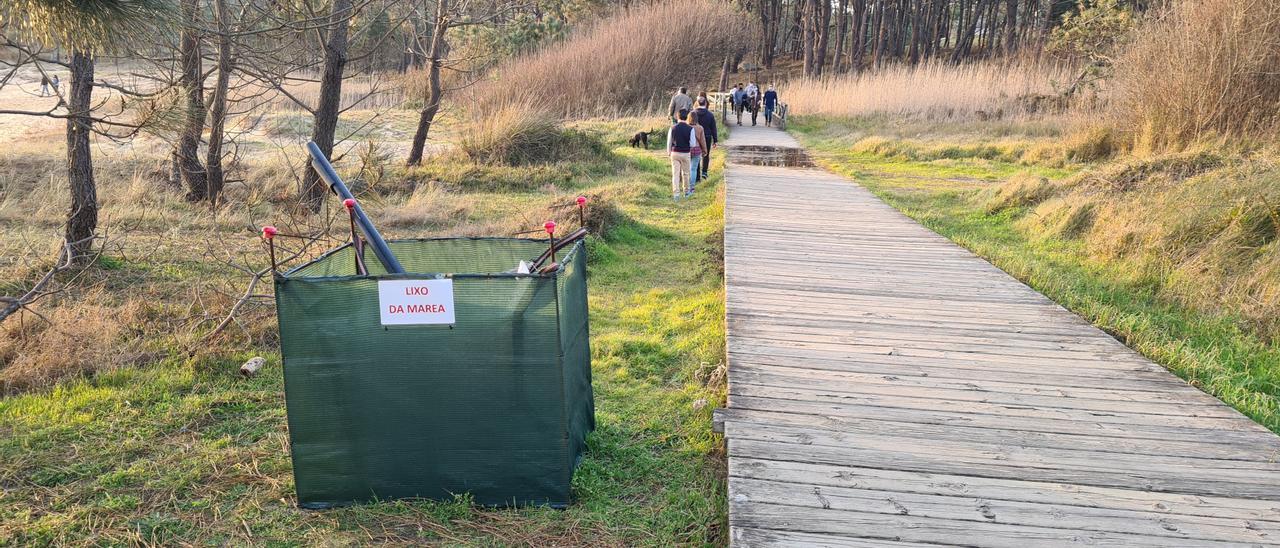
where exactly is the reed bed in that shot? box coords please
[468,0,757,117]
[781,61,1077,120]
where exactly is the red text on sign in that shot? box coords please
[387,304,448,314]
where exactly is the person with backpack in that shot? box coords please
[693,97,718,181]
[668,86,693,124]
[667,108,696,200]
[686,109,708,196]
[763,85,779,127]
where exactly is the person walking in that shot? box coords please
[763,85,779,127]
[50,75,60,95]
[731,83,747,126]
[667,108,696,200]
[39,74,49,97]
[668,86,693,124]
[686,109,708,196]
[745,82,760,126]
[693,97,718,181]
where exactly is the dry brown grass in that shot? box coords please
[1112,0,1280,150]
[782,61,1077,121]
[380,183,475,229]
[468,0,756,117]
[0,294,152,393]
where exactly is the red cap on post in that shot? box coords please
[576,196,587,206]
[544,221,557,235]
[262,226,278,239]
[343,198,357,210]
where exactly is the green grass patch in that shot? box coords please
[0,124,727,545]
[790,115,1280,433]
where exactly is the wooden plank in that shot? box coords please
[727,295,1100,330]
[726,394,1279,446]
[723,421,1280,487]
[726,433,1280,500]
[729,338,1164,372]
[732,528,938,547]
[727,351,1198,392]
[730,502,1256,547]
[727,310,1124,343]
[717,408,1276,464]
[733,477,1280,542]
[729,340,1179,378]
[732,363,1236,408]
[726,347,1194,388]
[732,369,1238,416]
[729,287,1092,322]
[729,457,1280,523]
[730,384,1258,431]
[729,321,1141,355]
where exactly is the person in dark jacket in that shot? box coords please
[667,108,696,200]
[693,97,718,181]
[731,83,747,126]
[763,85,779,127]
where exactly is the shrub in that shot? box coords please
[1111,0,1280,149]
[458,102,607,166]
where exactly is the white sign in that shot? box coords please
[378,279,456,325]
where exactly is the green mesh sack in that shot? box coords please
[275,237,594,508]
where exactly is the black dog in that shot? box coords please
[629,131,650,149]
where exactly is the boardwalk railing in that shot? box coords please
[774,102,789,130]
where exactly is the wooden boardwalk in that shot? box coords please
[716,122,1280,546]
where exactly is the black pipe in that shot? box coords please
[306,141,405,274]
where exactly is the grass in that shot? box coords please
[0,118,729,545]
[789,115,1280,433]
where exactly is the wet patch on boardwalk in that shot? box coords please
[725,145,814,167]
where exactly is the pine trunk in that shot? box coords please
[407,0,450,166]
[850,0,867,71]
[833,0,849,72]
[801,0,814,74]
[205,0,233,206]
[815,0,831,75]
[179,0,209,202]
[65,51,97,260]
[303,0,354,211]
[1003,0,1018,54]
